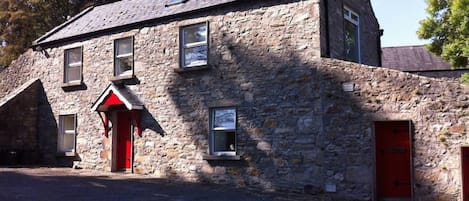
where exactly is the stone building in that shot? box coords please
[3,0,469,200]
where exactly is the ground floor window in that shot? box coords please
[210,108,236,156]
[58,114,77,154]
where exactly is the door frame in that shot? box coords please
[373,120,413,201]
[111,111,134,173]
[461,146,469,201]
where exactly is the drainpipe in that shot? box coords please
[378,29,383,66]
[324,0,330,57]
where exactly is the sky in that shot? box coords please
[371,0,430,47]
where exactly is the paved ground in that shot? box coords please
[0,167,327,201]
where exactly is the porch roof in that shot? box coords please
[91,84,144,112]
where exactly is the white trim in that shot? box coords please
[343,6,361,64]
[90,84,144,111]
[184,41,207,48]
[68,62,82,67]
[116,53,133,58]
[344,7,359,25]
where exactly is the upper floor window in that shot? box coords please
[64,47,82,83]
[114,37,134,77]
[210,108,237,156]
[58,114,77,155]
[343,7,360,63]
[180,22,208,68]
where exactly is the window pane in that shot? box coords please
[116,38,132,56]
[213,109,236,129]
[64,116,75,131]
[183,24,207,45]
[344,20,359,62]
[351,13,359,22]
[63,133,75,151]
[213,131,236,152]
[344,9,350,17]
[115,56,133,76]
[184,45,207,66]
[66,66,81,82]
[67,48,81,64]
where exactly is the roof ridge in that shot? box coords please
[32,6,95,47]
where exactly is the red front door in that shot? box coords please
[116,111,132,170]
[462,147,469,200]
[375,121,412,200]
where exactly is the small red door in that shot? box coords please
[375,121,411,200]
[116,111,132,170]
[462,147,469,200]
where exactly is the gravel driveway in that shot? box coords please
[0,167,325,201]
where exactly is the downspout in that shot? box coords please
[324,0,330,57]
[378,29,383,66]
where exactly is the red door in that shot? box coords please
[116,111,132,170]
[462,147,469,201]
[375,121,411,200]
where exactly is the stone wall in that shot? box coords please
[0,79,41,165]
[0,0,469,200]
[320,0,381,66]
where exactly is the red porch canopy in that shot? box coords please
[91,84,144,137]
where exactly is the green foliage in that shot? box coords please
[0,0,119,68]
[0,0,72,67]
[418,0,469,68]
[461,73,469,85]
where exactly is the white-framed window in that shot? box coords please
[58,114,77,154]
[210,108,237,156]
[180,22,208,68]
[114,37,134,77]
[343,6,361,63]
[64,47,82,83]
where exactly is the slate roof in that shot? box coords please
[33,0,237,47]
[381,45,452,72]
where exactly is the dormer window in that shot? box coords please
[114,37,134,77]
[64,47,83,83]
[343,7,360,63]
[180,22,208,68]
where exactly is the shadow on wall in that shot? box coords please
[0,79,42,166]
[163,30,377,200]
[141,107,166,137]
[37,81,80,167]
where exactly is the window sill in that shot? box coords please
[56,152,76,157]
[61,81,83,88]
[61,82,86,91]
[203,155,241,161]
[174,65,210,73]
[110,74,135,82]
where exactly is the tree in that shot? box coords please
[417,0,469,68]
[0,0,71,67]
[0,0,118,68]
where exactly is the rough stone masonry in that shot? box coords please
[0,0,468,200]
